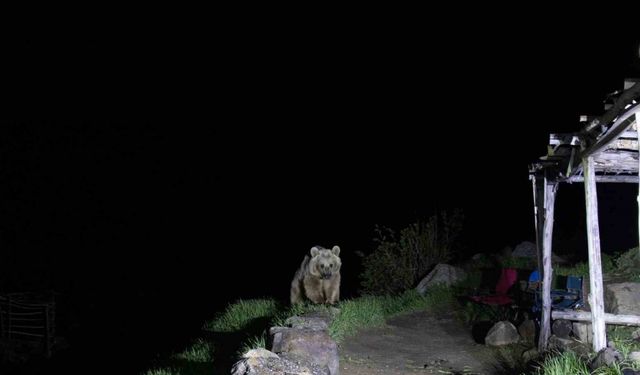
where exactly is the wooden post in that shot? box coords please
[539,179,557,352]
[584,156,607,351]
[637,112,640,258]
[531,175,544,273]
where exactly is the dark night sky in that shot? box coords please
[2,18,640,373]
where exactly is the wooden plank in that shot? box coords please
[581,106,640,160]
[594,151,639,172]
[584,156,607,351]
[539,180,557,352]
[552,310,640,326]
[568,175,639,184]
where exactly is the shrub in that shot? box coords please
[360,210,463,295]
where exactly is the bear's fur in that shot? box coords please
[290,245,341,305]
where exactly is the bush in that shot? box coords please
[360,210,463,295]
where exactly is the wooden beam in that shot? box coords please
[581,106,640,160]
[568,175,639,184]
[584,83,640,134]
[584,156,607,351]
[539,180,557,352]
[552,310,640,326]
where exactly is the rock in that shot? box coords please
[629,351,640,363]
[522,348,539,363]
[591,347,623,369]
[270,317,339,375]
[605,282,640,315]
[552,319,572,339]
[416,264,467,295]
[232,354,326,375]
[511,241,566,263]
[548,334,574,351]
[632,328,640,341]
[244,348,279,359]
[512,241,536,258]
[518,318,536,344]
[573,322,592,344]
[485,321,520,346]
[284,315,329,331]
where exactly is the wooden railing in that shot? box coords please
[0,292,55,357]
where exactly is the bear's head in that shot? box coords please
[309,245,341,280]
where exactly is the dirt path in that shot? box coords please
[339,311,498,375]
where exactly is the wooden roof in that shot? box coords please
[530,81,640,183]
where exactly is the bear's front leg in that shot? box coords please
[303,278,325,304]
[326,276,340,305]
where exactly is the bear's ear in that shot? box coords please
[310,246,320,257]
[331,246,340,256]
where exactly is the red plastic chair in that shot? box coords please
[470,268,518,306]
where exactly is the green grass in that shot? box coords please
[143,291,453,373]
[141,338,215,375]
[531,350,590,375]
[270,301,330,327]
[203,298,279,332]
[142,368,179,375]
[330,287,454,342]
[329,296,387,342]
[174,338,214,363]
[555,262,590,277]
[607,326,640,366]
[526,349,640,375]
[555,252,618,277]
[239,333,267,354]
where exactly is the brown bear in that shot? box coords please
[290,245,341,305]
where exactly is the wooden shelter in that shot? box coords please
[530,78,640,352]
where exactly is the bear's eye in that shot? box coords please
[330,264,333,268]
[320,264,325,268]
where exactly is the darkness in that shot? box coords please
[2,16,640,374]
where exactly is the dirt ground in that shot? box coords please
[339,311,500,375]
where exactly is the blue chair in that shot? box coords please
[529,270,584,313]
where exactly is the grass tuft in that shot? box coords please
[203,299,279,332]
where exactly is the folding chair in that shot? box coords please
[529,270,584,314]
[469,268,519,321]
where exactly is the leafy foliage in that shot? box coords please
[360,210,463,295]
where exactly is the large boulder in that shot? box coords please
[485,321,520,346]
[270,313,339,375]
[511,241,566,263]
[605,282,640,314]
[518,318,536,344]
[416,264,466,295]
[552,319,572,339]
[232,348,329,375]
[573,321,592,344]
[512,241,537,258]
[591,347,623,369]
